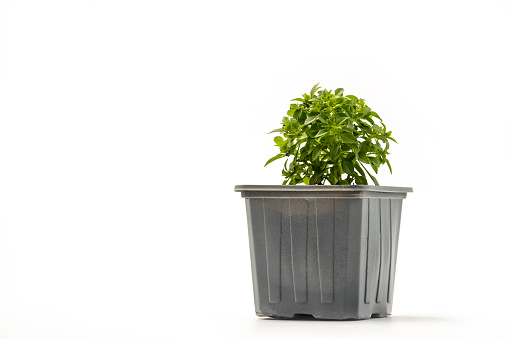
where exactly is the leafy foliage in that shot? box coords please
[265,83,397,185]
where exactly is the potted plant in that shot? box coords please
[235,84,412,320]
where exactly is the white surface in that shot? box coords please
[0,0,507,338]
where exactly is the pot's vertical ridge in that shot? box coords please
[306,198,319,305]
[365,198,381,304]
[289,199,308,303]
[280,198,292,305]
[387,198,403,305]
[344,198,366,318]
[316,199,334,304]
[377,199,391,303]
[262,199,282,303]
[245,198,265,314]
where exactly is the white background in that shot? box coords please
[1,0,507,338]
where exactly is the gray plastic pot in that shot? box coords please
[235,185,412,320]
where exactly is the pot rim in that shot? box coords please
[235,185,413,193]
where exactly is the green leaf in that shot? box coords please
[387,136,398,143]
[312,147,321,161]
[342,159,354,176]
[354,162,366,176]
[310,83,321,97]
[303,115,319,126]
[362,107,371,114]
[369,156,381,166]
[299,143,311,157]
[330,145,340,161]
[339,133,357,145]
[303,177,310,185]
[370,163,379,174]
[358,152,370,164]
[293,108,303,120]
[337,116,349,125]
[354,174,368,185]
[315,130,328,138]
[297,132,307,141]
[334,88,344,96]
[317,115,327,123]
[360,163,380,186]
[363,116,375,125]
[291,98,305,102]
[369,174,379,186]
[386,158,393,174]
[383,140,390,151]
[371,111,382,120]
[274,136,284,146]
[268,127,284,134]
[328,173,338,185]
[264,154,285,167]
[345,95,358,101]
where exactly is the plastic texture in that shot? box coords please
[235,185,412,320]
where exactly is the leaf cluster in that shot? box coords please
[265,83,396,185]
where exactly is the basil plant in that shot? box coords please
[265,84,396,185]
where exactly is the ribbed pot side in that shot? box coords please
[235,185,412,320]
